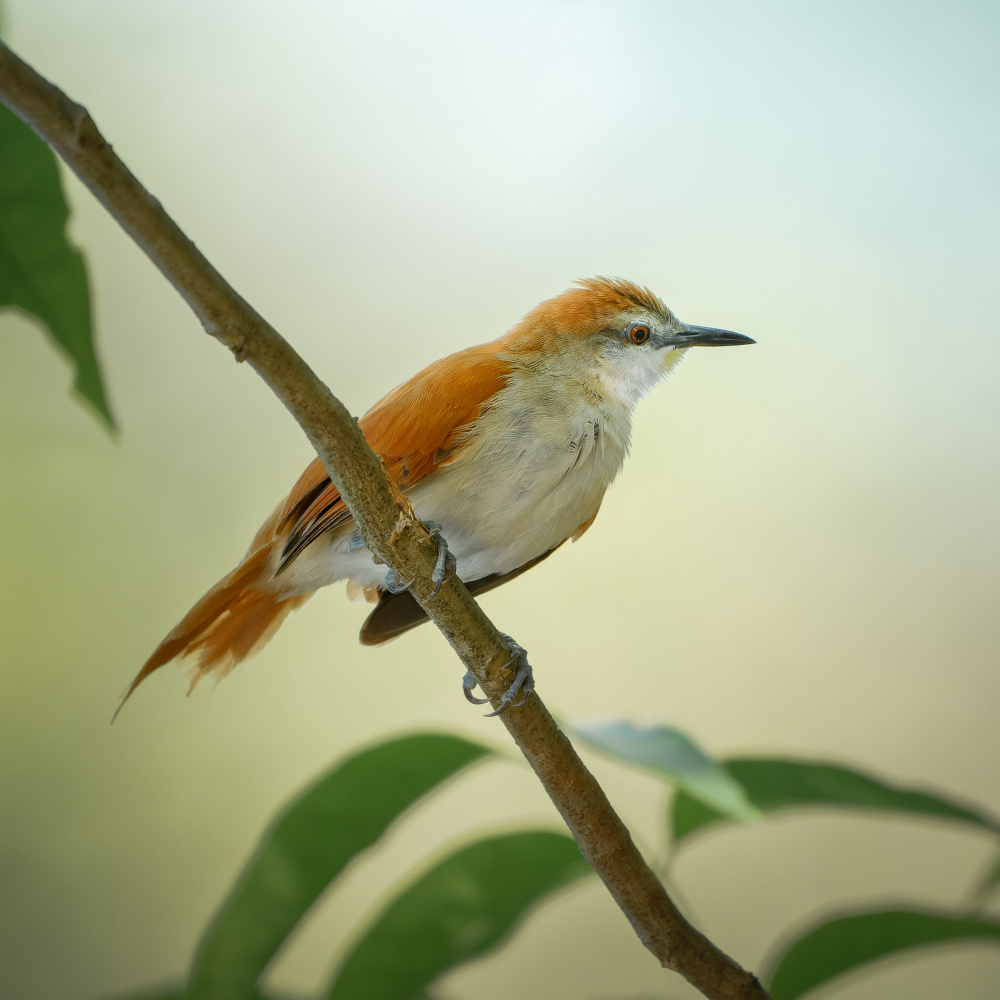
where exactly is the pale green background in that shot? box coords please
[2,2,999,998]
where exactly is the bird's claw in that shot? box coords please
[383,568,414,594]
[461,634,535,716]
[423,521,457,599]
[462,670,490,705]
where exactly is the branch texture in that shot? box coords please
[0,41,770,1000]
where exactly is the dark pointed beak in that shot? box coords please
[676,324,755,347]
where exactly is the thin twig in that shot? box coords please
[0,41,771,1000]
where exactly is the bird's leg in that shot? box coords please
[463,634,535,716]
[422,521,457,599]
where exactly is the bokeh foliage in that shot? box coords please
[100,724,1000,1000]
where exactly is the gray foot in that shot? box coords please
[462,634,535,716]
[463,670,490,705]
[384,522,456,598]
[423,521,457,598]
[383,568,413,594]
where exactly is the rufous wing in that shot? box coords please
[360,342,511,486]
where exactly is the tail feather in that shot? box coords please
[115,545,309,719]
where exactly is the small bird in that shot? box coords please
[121,277,752,713]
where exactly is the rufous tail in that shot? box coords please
[114,544,310,720]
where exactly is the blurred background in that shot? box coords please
[1,1,998,997]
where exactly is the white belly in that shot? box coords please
[410,408,623,579]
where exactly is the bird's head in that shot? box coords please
[502,276,754,410]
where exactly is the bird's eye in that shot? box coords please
[628,325,650,345]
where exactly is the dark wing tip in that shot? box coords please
[358,545,565,646]
[359,589,429,645]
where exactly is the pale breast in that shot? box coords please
[406,373,632,580]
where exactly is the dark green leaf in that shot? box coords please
[0,103,114,428]
[325,832,591,1000]
[671,758,999,846]
[767,908,1000,1000]
[969,849,1000,909]
[186,733,493,1000]
[101,986,186,1000]
[573,721,759,822]
[104,989,280,1000]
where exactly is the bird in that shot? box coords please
[119,277,753,715]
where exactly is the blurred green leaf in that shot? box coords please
[0,103,114,428]
[104,980,299,1000]
[185,733,493,1000]
[767,908,1000,1000]
[105,990,271,1000]
[573,720,759,823]
[103,987,186,1000]
[325,832,591,1000]
[106,989,280,1000]
[969,849,1000,910]
[671,758,1000,846]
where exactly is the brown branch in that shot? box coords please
[0,41,771,1000]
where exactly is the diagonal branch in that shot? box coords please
[0,41,771,1000]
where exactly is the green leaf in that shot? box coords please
[103,987,186,1000]
[0,103,114,428]
[325,832,591,1000]
[671,758,1000,847]
[572,721,760,823]
[767,908,1000,1000]
[185,733,493,1000]
[106,989,279,1000]
[104,984,294,1000]
[969,849,1000,910]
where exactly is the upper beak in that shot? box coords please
[676,324,755,347]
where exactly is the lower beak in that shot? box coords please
[677,324,755,347]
